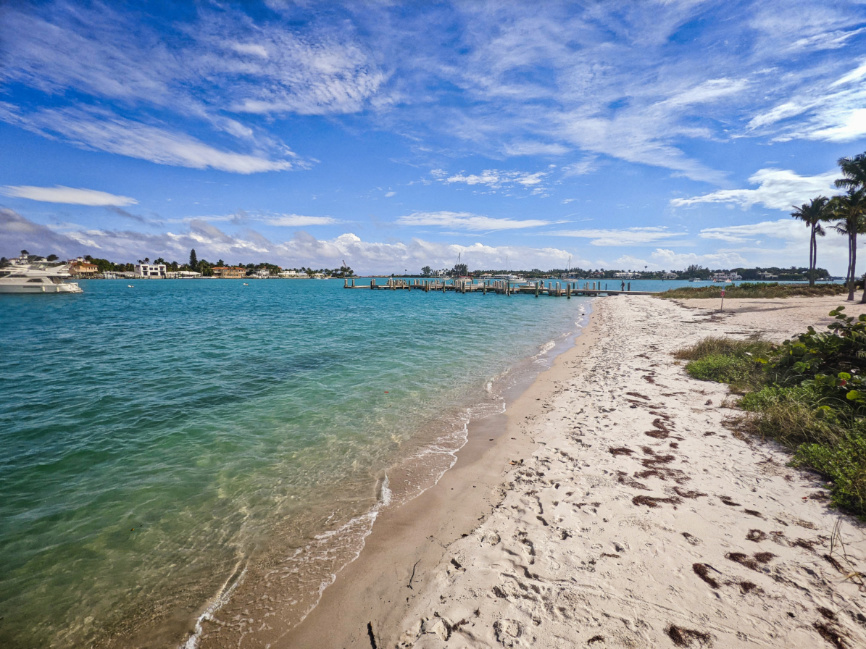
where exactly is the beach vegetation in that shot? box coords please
[675,337,775,392]
[660,282,845,300]
[679,307,866,516]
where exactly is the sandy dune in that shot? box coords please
[283,295,866,648]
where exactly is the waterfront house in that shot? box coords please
[134,262,167,278]
[69,259,99,277]
[212,266,247,278]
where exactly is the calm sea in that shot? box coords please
[0,278,604,649]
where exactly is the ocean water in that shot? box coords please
[0,278,596,649]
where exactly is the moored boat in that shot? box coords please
[0,255,83,294]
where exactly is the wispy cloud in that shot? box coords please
[746,58,866,143]
[0,105,296,173]
[0,1,382,172]
[1,185,137,206]
[671,168,838,211]
[262,214,340,227]
[397,211,552,231]
[554,226,687,247]
[431,168,551,193]
[2,0,864,182]
[698,219,810,244]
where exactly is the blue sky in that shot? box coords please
[1,0,865,274]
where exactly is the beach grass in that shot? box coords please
[660,282,847,300]
[674,337,776,392]
[678,308,866,516]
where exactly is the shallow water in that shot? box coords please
[0,279,594,648]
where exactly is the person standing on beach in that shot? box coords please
[621,280,625,291]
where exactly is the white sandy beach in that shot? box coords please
[282,294,866,649]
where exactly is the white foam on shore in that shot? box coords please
[181,561,247,649]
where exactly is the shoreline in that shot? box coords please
[281,294,866,648]
[272,302,599,648]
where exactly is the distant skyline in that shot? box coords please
[1,0,865,274]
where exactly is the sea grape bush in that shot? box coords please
[773,307,866,411]
[681,307,866,516]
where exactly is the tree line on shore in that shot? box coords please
[418,264,829,281]
[791,151,866,302]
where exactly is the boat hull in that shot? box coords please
[0,282,83,294]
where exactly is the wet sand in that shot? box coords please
[279,295,866,648]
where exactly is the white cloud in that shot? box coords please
[397,211,552,231]
[435,169,550,192]
[561,157,598,177]
[699,218,811,244]
[650,248,749,269]
[747,59,866,143]
[0,209,580,274]
[503,141,570,156]
[230,42,269,59]
[1,185,137,206]
[554,226,687,247]
[0,106,296,174]
[662,78,750,108]
[671,168,838,211]
[2,0,863,184]
[831,59,866,88]
[807,108,866,142]
[263,214,340,227]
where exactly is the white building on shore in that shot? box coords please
[134,263,167,278]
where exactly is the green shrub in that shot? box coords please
[676,310,866,517]
[794,429,866,513]
[685,355,761,392]
[679,337,775,391]
[674,336,774,361]
[739,384,836,412]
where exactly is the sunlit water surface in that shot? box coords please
[1,279,600,648]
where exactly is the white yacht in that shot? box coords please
[0,255,83,294]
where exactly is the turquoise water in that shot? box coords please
[0,279,594,649]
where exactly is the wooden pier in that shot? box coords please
[343,277,653,297]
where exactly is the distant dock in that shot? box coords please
[343,277,653,297]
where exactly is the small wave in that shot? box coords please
[181,561,247,649]
[379,474,392,507]
[531,339,556,360]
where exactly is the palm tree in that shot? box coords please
[836,152,866,192]
[791,196,831,286]
[829,189,866,301]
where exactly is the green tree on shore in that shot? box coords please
[834,152,866,302]
[829,189,866,301]
[790,196,831,286]
[189,248,198,270]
